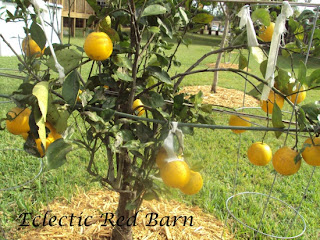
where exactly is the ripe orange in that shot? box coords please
[301,137,320,166]
[288,85,306,104]
[247,142,272,166]
[34,123,61,157]
[180,171,203,195]
[229,115,251,134]
[160,160,190,188]
[272,146,301,176]
[22,36,44,57]
[35,137,55,157]
[156,147,168,168]
[84,32,113,61]
[260,90,284,114]
[21,132,29,140]
[132,99,145,116]
[258,22,275,42]
[6,107,31,135]
[45,122,62,140]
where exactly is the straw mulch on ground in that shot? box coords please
[12,188,233,240]
[180,85,259,108]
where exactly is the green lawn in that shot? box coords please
[1,32,320,239]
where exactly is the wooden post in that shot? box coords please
[72,18,76,37]
[83,19,86,37]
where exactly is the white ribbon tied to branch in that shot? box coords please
[30,0,65,82]
[237,5,259,47]
[261,1,293,100]
[163,122,184,163]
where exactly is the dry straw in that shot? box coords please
[10,187,233,240]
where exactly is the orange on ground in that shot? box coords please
[228,115,251,134]
[84,32,113,61]
[302,137,320,166]
[272,146,301,176]
[247,142,272,166]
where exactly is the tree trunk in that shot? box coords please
[111,192,135,240]
[211,17,230,93]
[111,151,135,240]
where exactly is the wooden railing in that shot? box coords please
[49,0,94,19]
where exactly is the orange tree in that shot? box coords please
[1,0,320,239]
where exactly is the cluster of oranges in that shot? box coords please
[6,107,62,157]
[155,148,203,195]
[228,113,320,175]
[248,138,320,176]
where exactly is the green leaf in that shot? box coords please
[260,60,267,78]
[141,4,167,17]
[62,70,80,108]
[30,21,46,49]
[307,69,320,87]
[239,53,248,70]
[112,54,132,70]
[272,103,285,138]
[45,139,72,170]
[43,44,71,56]
[198,114,215,125]
[148,26,160,34]
[46,49,82,75]
[83,111,105,124]
[122,140,141,151]
[297,108,308,130]
[86,0,100,12]
[298,60,307,85]
[32,81,49,123]
[116,71,133,82]
[192,13,214,24]
[276,69,290,94]
[157,18,172,39]
[301,103,320,121]
[143,190,160,201]
[250,47,264,64]
[146,66,172,85]
[200,104,212,113]
[135,123,153,143]
[252,8,271,26]
[294,153,302,164]
[47,94,69,133]
[100,109,115,121]
[140,91,165,109]
[33,82,49,148]
[178,7,189,24]
[248,83,264,98]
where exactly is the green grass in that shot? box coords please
[1,33,320,239]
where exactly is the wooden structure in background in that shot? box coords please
[49,0,95,38]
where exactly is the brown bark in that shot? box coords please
[111,192,134,240]
[211,4,230,93]
[111,151,135,240]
